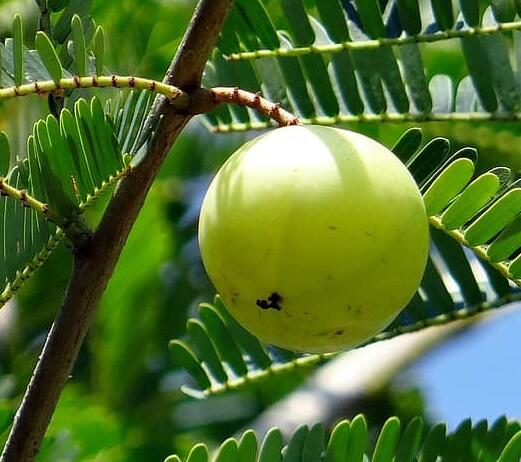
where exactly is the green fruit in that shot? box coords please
[198,126,429,353]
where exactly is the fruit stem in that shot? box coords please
[210,87,300,126]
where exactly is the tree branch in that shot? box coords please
[189,87,300,126]
[0,1,234,460]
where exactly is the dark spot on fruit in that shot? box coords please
[303,311,310,316]
[327,225,338,230]
[355,308,362,316]
[256,292,283,311]
[335,329,344,336]
[365,231,372,236]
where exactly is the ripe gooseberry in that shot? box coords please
[198,125,429,353]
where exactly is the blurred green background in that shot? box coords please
[0,1,519,461]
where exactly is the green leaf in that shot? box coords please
[431,228,484,306]
[213,295,272,369]
[377,48,410,113]
[238,431,257,462]
[198,304,248,377]
[497,432,521,462]
[464,189,521,246]
[441,171,502,230]
[34,119,75,216]
[53,0,92,44]
[315,0,350,42]
[394,417,424,462]
[351,47,386,113]
[371,417,401,462]
[419,423,447,462]
[187,319,228,383]
[353,0,385,38]
[302,424,324,462]
[407,137,450,186]
[35,31,63,83]
[442,419,473,461]
[280,1,339,116]
[60,108,94,201]
[430,0,455,30]
[283,425,309,462]
[482,35,521,112]
[487,215,521,262]
[460,0,480,26]
[0,133,10,177]
[325,420,350,462]
[345,415,367,462]
[400,43,432,113]
[48,0,69,12]
[423,157,475,216]
[235,0,279,49]
[396,0,422,35]
[280,0,314,45]
[169,340,211,391]
[460,37,498,113]
[479,416,508,462]
[509,254,521,278]
[422,146,478,192]
[391,127,423,163]
[258,428,283,462]
[492,0,517,22]
[215,438,239,462]
[94,26,104,76]
[315,0,363,114]
[71,14,87,76]
[186,443,209,462]
[164,456,182,462]
[13,14,24,86]
[421,257,454,314]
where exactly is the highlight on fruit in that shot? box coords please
[198,125,429,353]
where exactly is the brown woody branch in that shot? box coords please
[210,87,300,126]
[0,1,234,460]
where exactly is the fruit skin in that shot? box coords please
[198,125,429,353]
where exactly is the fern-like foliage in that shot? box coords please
[163,415,521,462]
[398,128,521,286]
[0,97,130,307]
[0,84,158,308]
[202,0,521,132]
[0,9,173,307]
[1,11,103,88]
[169,128,521,397]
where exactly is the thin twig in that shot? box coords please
[211,87,300,126]
[0,75,189,106]
[0,1,234,460]
[0,178,48,215]
[226,20,521,61]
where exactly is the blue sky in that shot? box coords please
[409,302,521,429]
